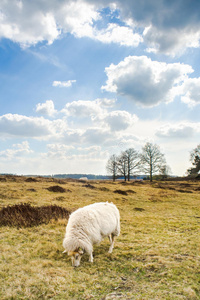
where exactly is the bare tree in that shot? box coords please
[187,144,200,175]
[106,154,118,181]
[123,148,140,181]
[140,142,166,182]
[117,152,128,181]
[159,164,171,179]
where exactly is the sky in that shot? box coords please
[0,0,200,176]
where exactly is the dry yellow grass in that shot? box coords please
[0,176,200,299]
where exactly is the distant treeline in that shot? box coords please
[0,173,146,180]
[51,174,146,180]
[51,174,110,179]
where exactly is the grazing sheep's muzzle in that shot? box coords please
[67,249,84,267]
[71,254,82,267]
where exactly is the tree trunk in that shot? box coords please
[150,162,153,182]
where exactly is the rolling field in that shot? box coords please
[0,176,200,299]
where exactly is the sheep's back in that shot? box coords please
[66,202,120,244]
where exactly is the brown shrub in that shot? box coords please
[0,177,7,182]
[114,189,128,196]
[83,184,96,189]
[0,203,70,227]
[25,177,38,182]
[134,207,145,212]
[46,185,67,193]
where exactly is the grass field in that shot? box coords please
[0,176,200,299]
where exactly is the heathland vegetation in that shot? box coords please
[0,175,199,299]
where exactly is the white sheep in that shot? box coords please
[63,202,120,267]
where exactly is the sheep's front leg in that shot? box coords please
[89,252,93,263]
[108,234,115,253]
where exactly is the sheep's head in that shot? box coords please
[67,248,84,267]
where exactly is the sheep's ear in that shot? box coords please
[78,248,84,255]
[63,250,67,254]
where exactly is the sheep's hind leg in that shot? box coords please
[108,234,115,253]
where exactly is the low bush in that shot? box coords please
[0,203,70,227]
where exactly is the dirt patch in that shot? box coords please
[177,189,193,194]
[134,207,145,212]
[154,182,195,193]
[120,182,128,185]
[83,184,96,189]
[0,203,70,227]
[130,180,144,185]
[114,190,128,196]
[46,185,68,193]
[25,177,38,182]
[0,177,7,182]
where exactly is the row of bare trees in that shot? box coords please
[106,142,170,182]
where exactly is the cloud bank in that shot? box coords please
[156,123,200,139]
[0,114,66,138]
[1,0,200,54]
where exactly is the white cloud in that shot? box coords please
[96,98,116,107]
[62,99,138,132]
[77,145,101,152]
[143,25,200,55]
[47,144,74,152]
[62,99,105,118]
[102,110,138,131]
[0,0,98,47]
[0,1,143,49]
[180,78,200,107]
[42,143,108,165]
[52,80,76,88]
[36,100,57,116]
[82,127,116,145]
[93,23,142,47]
[0,141,33,161]
[112,0,200,55]
[102,55,193,107]
[0,4,60,47]
[44,143,75,159]
[156,123,200,139]
[0,114,67,138]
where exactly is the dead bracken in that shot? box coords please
[82,184,96,189]
[46,185,67,193]
[25,177,38,182]
[114,189,128,195]
[0,203,70,227]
